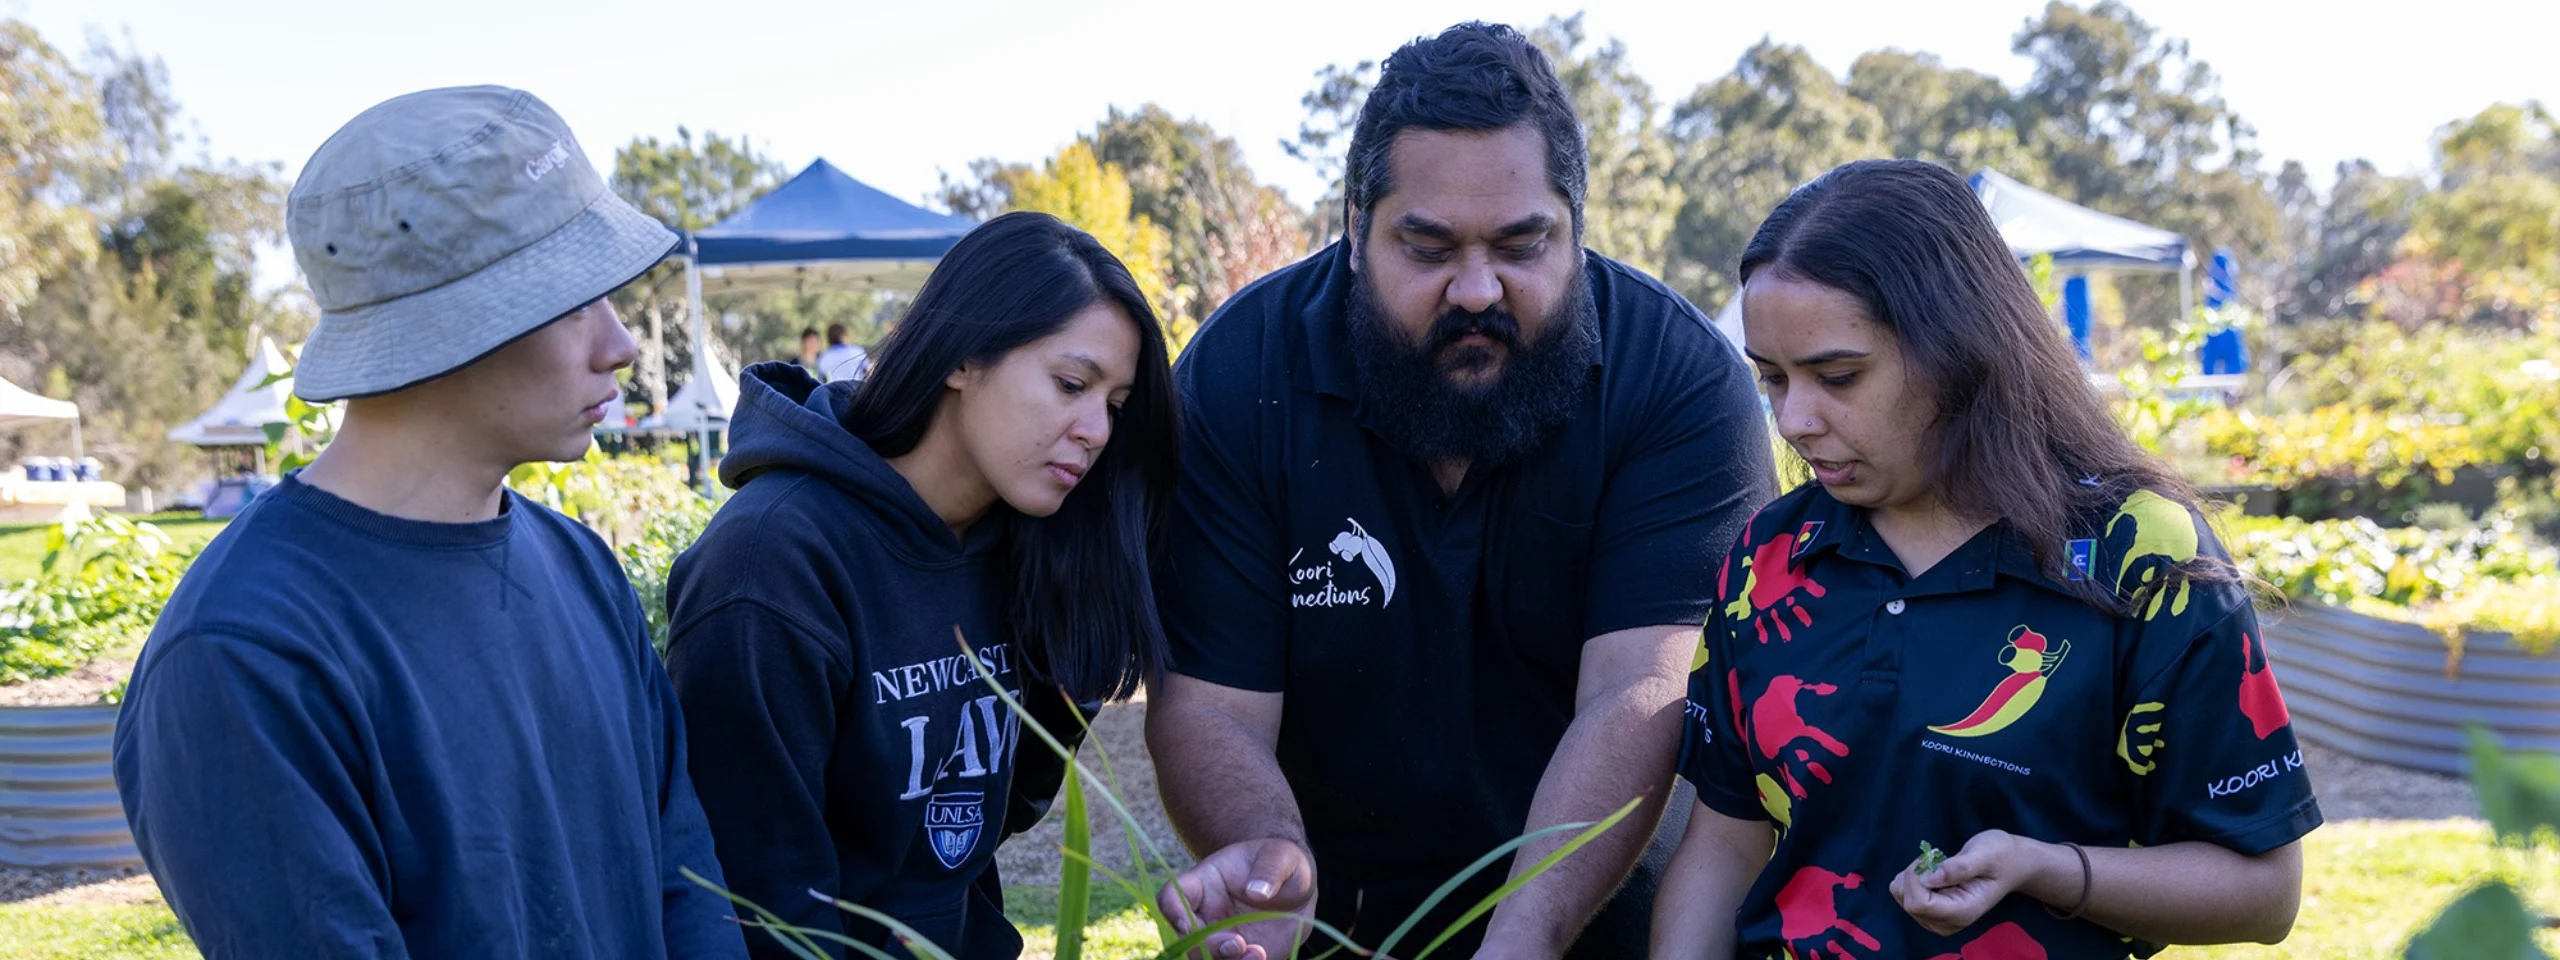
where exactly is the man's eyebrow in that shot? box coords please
[1389,212,1559,242]
[1491,213,1557,240]
[1394,213,1455,241]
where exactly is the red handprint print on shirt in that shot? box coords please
[2238,631,2291,740]
[1776,866,1880,958]
[1923,921,2047,960]
[1741,674,1852,827]
[1752,675,1851,794]
[1724,532,1828,644]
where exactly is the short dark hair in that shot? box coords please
[824,323,850,344]
[799,327,821,341]
[844,211,1178,701]
[1740,159,2213,611]
[1343,21,1587,244]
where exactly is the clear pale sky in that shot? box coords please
[16,0,2547,235]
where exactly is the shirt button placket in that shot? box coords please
[1861,596,1907,685]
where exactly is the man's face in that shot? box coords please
[1353,124,1578,392]
[428,299,638,465]
[1345,123,1594,467]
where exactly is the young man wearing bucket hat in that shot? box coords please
[111,86,748,960]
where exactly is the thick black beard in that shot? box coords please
[1345,256,1598,467]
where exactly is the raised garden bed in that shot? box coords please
[2261,603,2560,777]
[0,705,135,870]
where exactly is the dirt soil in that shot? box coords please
[0,657,130,707]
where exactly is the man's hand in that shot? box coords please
[1158,837,1318,960]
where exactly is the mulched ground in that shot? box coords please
[0,657,128,707]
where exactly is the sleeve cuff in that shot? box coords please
[1587,605,1715,644]
[1680,768,1772,825]
[2178,795,2326,857]
[1164,660,1286,694]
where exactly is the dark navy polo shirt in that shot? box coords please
[1677,482,2324,959]
[1162,242,1776,952]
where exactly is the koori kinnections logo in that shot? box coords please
[1289,518,1397,609]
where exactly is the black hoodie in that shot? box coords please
[667,362,1080,960]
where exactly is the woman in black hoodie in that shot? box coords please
[665,212,1178,960]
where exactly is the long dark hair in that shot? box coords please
[1738,159,2212,610]
[843,211,1176,701]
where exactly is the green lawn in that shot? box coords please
[1007,881,1165,960]
[0,514,228,583]
[2166,820,2560,959]
[0,904,193,960]
[11,820,2546,959]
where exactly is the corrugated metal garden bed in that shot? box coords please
[2263,603,2560,777]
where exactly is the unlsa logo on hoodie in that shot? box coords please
[925,790,986,869]
[1289,518,1398,609]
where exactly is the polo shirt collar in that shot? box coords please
[1787,485,2075,598]
[1296,243,1361,400]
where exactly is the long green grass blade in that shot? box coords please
[1046,685,1175,942]
[954,631,1183,878]
[1367,818,1600,959]
[743,920,919,960]
[810,890,964,960]
[1056,830,1192,954]
[1058,760,1092,960]
[1061,846,1154,916]
[730,922,834,960]
[960,630,1290,956]
[1411,797,1641,960]
[767,920,934,960]
[1062,688,1170,901]
[679,866,871,960]
[1071,846,1368,960]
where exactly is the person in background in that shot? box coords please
[799,326,826,376]
[819,322,870,382]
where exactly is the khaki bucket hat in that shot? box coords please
[286,85,675,402]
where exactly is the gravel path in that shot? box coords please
[2297,739,2478,822]
[0,867,155,906]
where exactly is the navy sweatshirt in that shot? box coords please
[667,363,1082,960]
[111,475,747,960]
